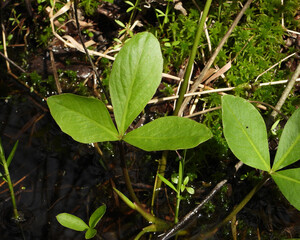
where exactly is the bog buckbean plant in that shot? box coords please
[47,32,212,237]
[47,32,212,151]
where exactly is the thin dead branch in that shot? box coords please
[267,63,300,127]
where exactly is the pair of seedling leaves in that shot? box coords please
[56,205,106,239]
[48,32,300,236]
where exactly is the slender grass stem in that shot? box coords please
[178,0,254,116]
[173,0,212,116]
[128,0,140,26]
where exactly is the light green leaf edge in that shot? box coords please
[272,108,300,171]
[89,204,106,229]
[56,213,89,231]
[123,116,212,151]
[47,94,119,143]
[222,95,270,171]
[271,168,300,211]
[109,32,163,136]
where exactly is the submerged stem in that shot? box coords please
[0,140,19,220]
[198,174,270,239]
[118,141,140,204]
[151,150,168,214]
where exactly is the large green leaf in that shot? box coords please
[56,213,89,231]
[109,32,163,136]
[123,116,212,151]
[271,168,300,211]
[222,95,270,171]
[272,108,300,171]
[47,94,119,143]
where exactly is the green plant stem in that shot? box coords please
[128,0,140,26]
[173,0,212,116]
[175,159,183,224]
[151,150,168,214]
[118,141,140,204]
[0,142,19,220]
[198,174,270,239]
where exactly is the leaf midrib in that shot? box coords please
[273,171,300,184]
[120,36,150,135]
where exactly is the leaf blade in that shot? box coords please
[222,95,270,171]
[7,140,18,167]
[271,168,300,211]
[109,32,163,135]
[157,173,178,193]
[56,213,89,231]
[272,108,300,171]
[47,94,119,143]
[123,116,212,151]
[89,204,106,229]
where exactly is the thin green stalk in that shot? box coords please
[198,174,270,239]
[118,141,140,204]
[151,150,168,214]
[175,159,183,224]
[0,140,19,220]
[128,0,140,26]
[162,1,170,29]
[173,0,212,116]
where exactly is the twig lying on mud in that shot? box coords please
[0,51,26,73]
[158,162,245,240]
[158,179,228,240]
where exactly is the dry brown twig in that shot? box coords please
[267,63,300,127]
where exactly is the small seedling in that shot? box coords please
[56,204,106,239]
